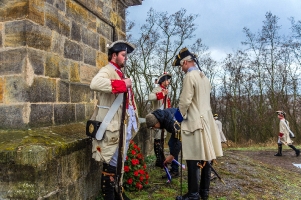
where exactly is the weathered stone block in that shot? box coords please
[0,23,2,47]
[71,21,81,42]
[45,4,70,37]
[58,80,70,102]
[59,58,70,80]
[96,18,113,41]
[87,12,96,32]
[51,31,65,55]
[5,20,52,51]
[82,28,99,50]
[86,102,95,118]
[0,0,28,22]
[29,104,53,127]
[5,76,29,103]
[64,39,83,61]
[70,83,91,103]
[75,103,85,121]
[0,78,3,103]
[54,104,75,124]
[28,0,45,25]
[117,1,126,19]
[27,49,45,75]
[80,65,99,84]
[70,61,80,82]
[99,35,107,53]
[29,77,56,102]
[0,48,27,75]
[45,53,61,78]
[96,51,108,69]
[83,46,96,66]
[47,0,66,12]
[0,105,26,129]
[66,0,89,25]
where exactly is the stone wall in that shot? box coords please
[0,1,147,199]
[0,0,142,129]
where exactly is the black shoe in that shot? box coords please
[162,171,179,179]
[176,192,200,200]
[274,152,282,156]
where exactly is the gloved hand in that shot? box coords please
[174,108,183,122]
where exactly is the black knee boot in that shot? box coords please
[101,163,116,200]
[154,139,163,167]
[274,144,282,156]
[288,145,300,157]
[176,160,200,200]
[199,161,211,200]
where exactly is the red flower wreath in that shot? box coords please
[123,140,149,191]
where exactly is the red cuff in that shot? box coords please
[279,133,284,137]
[111,80,127,93]
[156,92,164,100]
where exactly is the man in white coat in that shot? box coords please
[90,40,140,200]
[274,111,300,157]
[165,47,223,200]
[148,72,173,169]
[213,114,227,143]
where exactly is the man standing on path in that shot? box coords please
[165,47,223,200]
[90,40,140,200]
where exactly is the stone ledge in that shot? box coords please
[0,122,101,200]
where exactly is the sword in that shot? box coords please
[197,161,225,185]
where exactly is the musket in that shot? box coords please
[116,48,128,199]
[197,161,226,185]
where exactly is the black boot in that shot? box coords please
[199,161,211,200]
[176,160,200,200]
[288,145,300,157]
[274,144,282,156]
[154,139,163,167]
[101,163,116,200]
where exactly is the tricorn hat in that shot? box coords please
[276,110,286,116]
[157,72,172,85]
[108,40,135,55]
[172,47,197,66]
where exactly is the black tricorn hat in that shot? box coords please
[157,72,172,85]
[172,47,196,66]
[108,40,135,55]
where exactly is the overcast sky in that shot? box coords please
[127,0,301,61]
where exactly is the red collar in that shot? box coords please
[160,85,166,89]
[110,61,121,70]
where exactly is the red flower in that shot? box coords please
[126,156,128,160]
[134,170,139,176]
[133,144,138,149]
[127,178,133,185]
[124,166,130,172]
[139,176,144,181]
[131,159,139,166]
[145,173,149,179]
[137,153,143,159]
[143,164,146,169]
[139,169,145,174]
[145,180,149,184]
[136,182,143,190]
[131,150,137,155]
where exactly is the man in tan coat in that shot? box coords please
[148,72,172,168]
[165,47,223,200]
[274,111,300,157]
[90,40,139,200]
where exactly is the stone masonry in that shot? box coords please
[0,0,142,129]
[0,1,145,199]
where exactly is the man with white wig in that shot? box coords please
[165,47,223,200]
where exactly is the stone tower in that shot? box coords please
[0,0,142,129]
